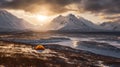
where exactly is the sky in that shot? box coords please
[0,0,120,24]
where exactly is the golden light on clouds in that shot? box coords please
[7,9,107,26]
[33,4,58,16]
[34,15,52,26]
[1,0,120,32]
[7,9,55,25]
[36,5,50,15]
[36,15,48,22]
[1,0,120,25]
[7,9,56,31]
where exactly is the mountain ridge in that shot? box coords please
[51,14,108,32]
[0,9,34,32]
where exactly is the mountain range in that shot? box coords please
[0,9,120,32]
[51,14,109,32]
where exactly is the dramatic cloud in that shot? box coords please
[80,0,120,15]
[79,0,120,22]
[0,0,120,16]
[0,0,80,15]
[104,16,120,20]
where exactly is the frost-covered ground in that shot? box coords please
[0,41,120,67]
[1,33,120,58]
[0,33,120,67]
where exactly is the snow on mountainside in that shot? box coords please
[51,14,105,32]
[0,10,34,32]
[101,21,120,31]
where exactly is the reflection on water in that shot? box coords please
[72,40,79,48]
[1,33,120,58]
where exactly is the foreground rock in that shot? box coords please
[0,41,120,67]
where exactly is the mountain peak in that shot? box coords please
[68,14,75,17]
[0,9,8,14]
[56,15,64,19]
[58,15,63,17]
[67,14,77,19]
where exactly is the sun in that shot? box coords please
[36,15,48,22]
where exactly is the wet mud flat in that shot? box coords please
[0,41,120,67]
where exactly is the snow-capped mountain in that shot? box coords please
[51,14,105,32]
[0,10,34,32]
[101,21,120,31]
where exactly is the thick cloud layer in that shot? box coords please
[80,0,120,14]
[0,0,80,15]
[0,0,120,15]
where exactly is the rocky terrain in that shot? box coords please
[0,41,120,67]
